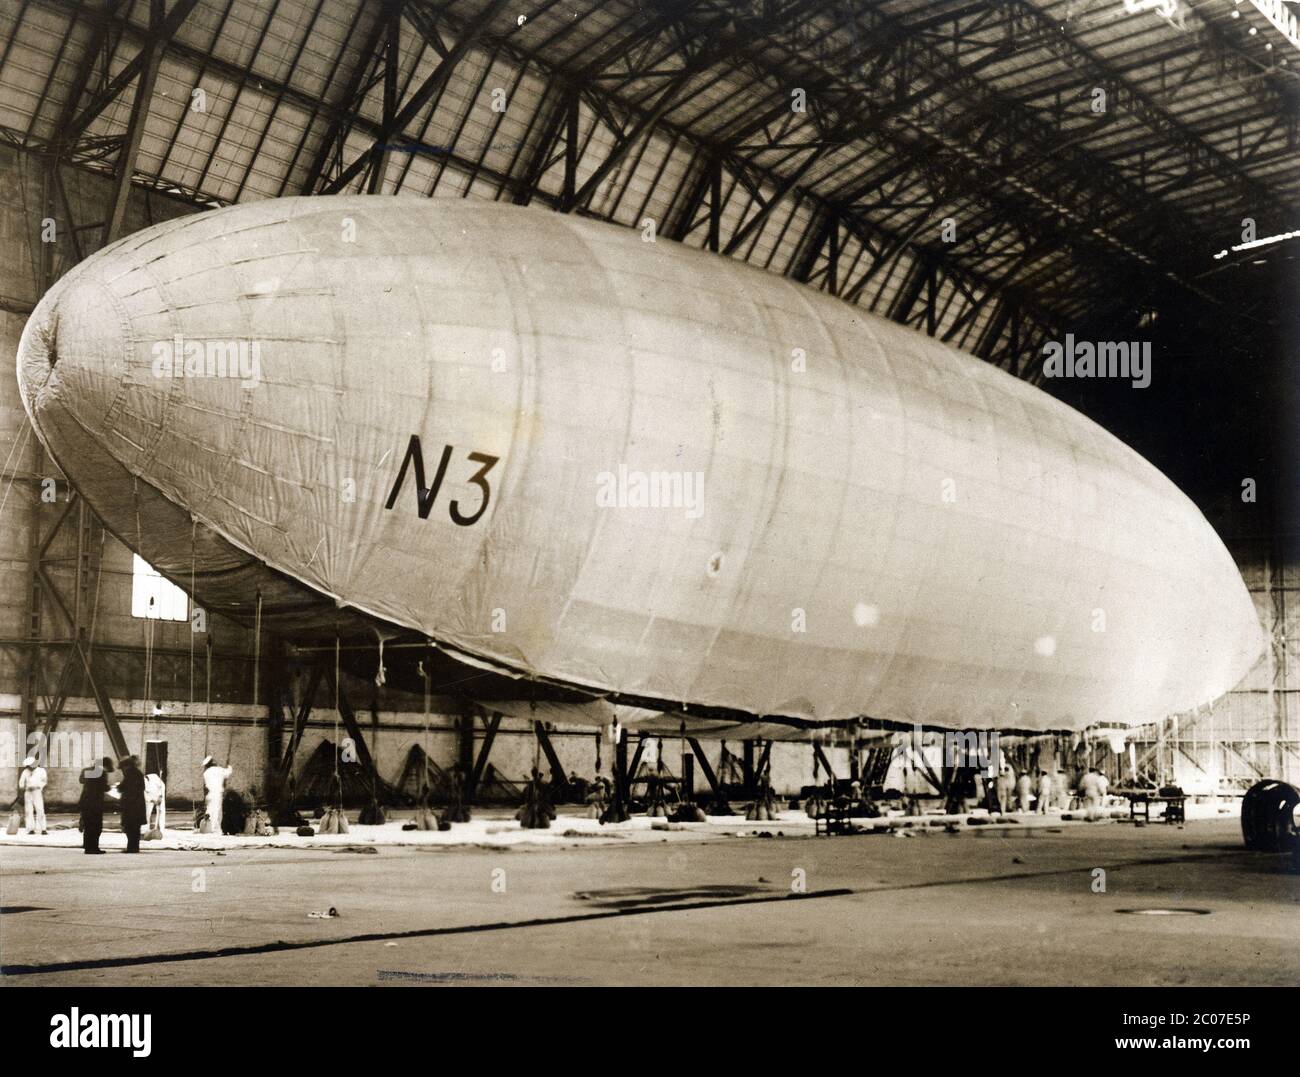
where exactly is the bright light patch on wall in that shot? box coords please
[131,554,189,621]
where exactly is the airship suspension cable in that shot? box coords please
[531,697,541,776]
[220,640,232,767]
[203,635,212,759]
[188,522,196,817]
[252,592,262,708]
[678,721,685,797]
[333,636,342,811]
[421,645,431,798]
[141,597,154,755]
[188,524,195,706]
[250,592,262,803]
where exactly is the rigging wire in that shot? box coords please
[188,520,196,816]
[140,595,154,755]
[333,635,342,812]
[250,590,262,801]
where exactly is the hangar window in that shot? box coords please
[131,554,189,622]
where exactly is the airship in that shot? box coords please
[15,195,1263,736]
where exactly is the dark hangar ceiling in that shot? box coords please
[1,0,1297,500]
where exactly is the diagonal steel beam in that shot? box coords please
[62,0,200,150]
[319,0,511,196]
[299,0,391,194]
[367,0,405,194]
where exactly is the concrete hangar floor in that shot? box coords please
[2,811,1296,987]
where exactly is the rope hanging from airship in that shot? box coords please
[203,635,212,762]
[248,591,262,807]
[139,593,155,757]
[419,642,432,803]
[531,696,541,777]
[333,635,343,814]
[252,591,262,708]
[188,520,197,819]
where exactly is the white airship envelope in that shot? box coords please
[16,196,1263,734]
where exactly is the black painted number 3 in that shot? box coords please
[383,434,499,527]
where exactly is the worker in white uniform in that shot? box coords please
[1078,768,1099,813]
[144,770,167,833]
[996,766,1016,813]
[1036,770,1052,814]
[1015,771,1033,812]
[19,755,48,835]
[201,755,233,834]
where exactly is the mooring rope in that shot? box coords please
[250,590,262,803]
[420,644,431,796]
[333,635,342,812]
[204,635,212,759]
[140,596,155,755]
[188,521,196,816]
[252,590,262,707]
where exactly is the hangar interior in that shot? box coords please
[0,0,1296,815]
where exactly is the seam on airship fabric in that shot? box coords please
[310,200,398,607]
[690,257,791,714]
[575,223,771,707]
[775,277,860,716]
[87,272,135,453]
[541,211,636,686]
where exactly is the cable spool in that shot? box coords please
[1241,779,1300,853]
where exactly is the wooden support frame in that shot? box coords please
[532,719,569,795]
[813,743,837,783]
[272,661,323,810]
[321,659,383,797]
[464,712,501,803]
[687,736,734,814]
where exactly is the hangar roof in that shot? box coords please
[1,0,1296,381]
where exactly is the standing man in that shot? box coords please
[18,755,47,835]
[79,757,114,854]
[117,755,146,853]
[1037,770,1053,814]
[201,755,233,834]
[1079,768,1103,811]
[1016,770,1033,812]
[995,765,1015,813]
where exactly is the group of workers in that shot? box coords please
[12,752,233,853]
[993,765,1110,813]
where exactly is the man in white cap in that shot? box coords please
[201,755,233,834]
[19,755,47,835]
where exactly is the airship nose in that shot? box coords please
[17,271,127,449]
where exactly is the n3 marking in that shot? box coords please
[384,434,499,527]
